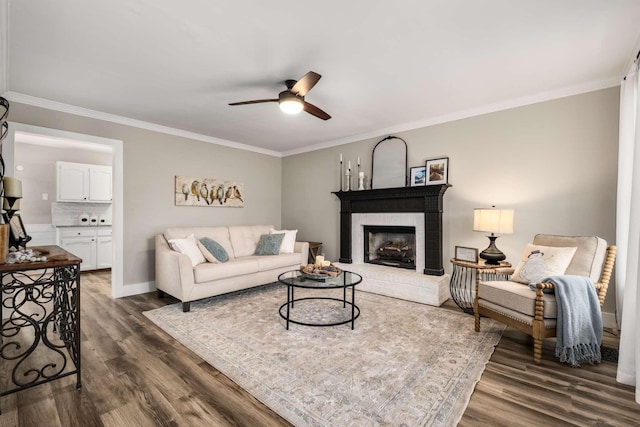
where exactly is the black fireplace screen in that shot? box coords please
[363,225,416,269]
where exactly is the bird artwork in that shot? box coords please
[181,183,189,201]
[225,186,234,202]
[216,185,225,204]
[191,180,201,201]
[209,187,217,204]
[199,183,209,205]
[233,185,243,202]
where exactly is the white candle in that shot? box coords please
[357,157,360,166]
[3,177,22,198]
[359,171,364,178]
[322,260,331,267]
[348,160,351,170]
[340,153,343,162]
[315,255,325,267]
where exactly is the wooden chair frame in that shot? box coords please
[474,245,616,364]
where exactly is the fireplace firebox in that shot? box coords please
[364,225,416,269]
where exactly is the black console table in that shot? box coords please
[333,184,450,275]
[0,246,82,412]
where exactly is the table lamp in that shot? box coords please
[473,206,514,265]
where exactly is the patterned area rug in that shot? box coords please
[143,284,504,426]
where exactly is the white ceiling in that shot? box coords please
[3,0,640,156]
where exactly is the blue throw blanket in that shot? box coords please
[529,275,602,366]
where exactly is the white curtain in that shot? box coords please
[617,58,640,403]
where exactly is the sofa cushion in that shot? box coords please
[254,233,284,255]
[533,234,607,283]
[511,244,577,284]
[164,227,235,260]
[198,237,229,263]
[168,234,206,267]
[270,228,298,254]
[229,225,272,257]
[254,253,302,271]
[478,280,558,318]
[194,257,260,283]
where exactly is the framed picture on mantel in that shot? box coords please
[425,157,449,186]
[409,166,426,186]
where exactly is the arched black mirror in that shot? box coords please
[371,136,407,189]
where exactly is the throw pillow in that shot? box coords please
[269,228,298,254]
[254,233,285,256]
[168,234,206,267]
[511,244,578,284]
[198,237,229,263]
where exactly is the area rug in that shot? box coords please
[143,284,504,426]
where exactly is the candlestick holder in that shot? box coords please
[339,160,343,192]
[345,170,352,191]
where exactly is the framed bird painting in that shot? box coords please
[175,176,244,207]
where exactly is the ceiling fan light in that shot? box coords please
[279,98,303,114]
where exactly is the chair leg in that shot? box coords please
[182,302,191,312]
[533,338,543,364]
[474,310,481,332]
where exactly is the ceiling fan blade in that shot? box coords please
[229,99,278,106]
[303,101,331,120]
[291,71,321,96]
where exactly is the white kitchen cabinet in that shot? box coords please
[96,228,113,269]
[58,227,112,271]
[57,161,112,203]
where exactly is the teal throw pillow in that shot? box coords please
[254,233,285,256]
[199,237,229,263]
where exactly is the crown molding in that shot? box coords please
[281,77,621,157]
[2,91,282,157]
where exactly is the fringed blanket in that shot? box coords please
[531,275,602,366]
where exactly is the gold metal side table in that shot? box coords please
[449,259,511,314]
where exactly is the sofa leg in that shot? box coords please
[474,311,480,332]
[157,289,165,299]
[182,302,191,313]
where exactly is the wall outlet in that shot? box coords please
[42,193,49,201]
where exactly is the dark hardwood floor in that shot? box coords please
[1,270,639,426]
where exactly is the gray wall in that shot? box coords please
[14,143,112,224]
[8,102,282,286]
[282,88,620,314]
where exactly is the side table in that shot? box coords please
[0,245,82,413]
[449,258,511,314]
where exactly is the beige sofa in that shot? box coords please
[155,225,309,312]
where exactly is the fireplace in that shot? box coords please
[364,225,416,269]
[333,184,450,275]
[333,185,451,306]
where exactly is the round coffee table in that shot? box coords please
[277,270,362,330]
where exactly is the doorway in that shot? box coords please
[4,122,124,297]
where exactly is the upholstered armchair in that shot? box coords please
[474,234,616,364]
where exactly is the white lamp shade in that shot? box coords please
[3,177,22,198]
[473,208,514,234]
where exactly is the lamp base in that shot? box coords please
[479,235,506,265]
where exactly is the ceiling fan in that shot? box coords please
[229,71,331,120]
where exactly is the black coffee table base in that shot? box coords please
[279,294,360,329]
